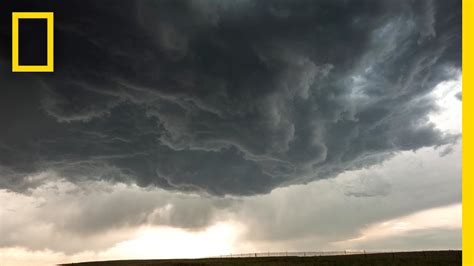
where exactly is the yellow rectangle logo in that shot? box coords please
[12,12,54,72]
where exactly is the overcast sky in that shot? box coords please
[0,1,461,265]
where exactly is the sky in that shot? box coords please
[0,0,462,265]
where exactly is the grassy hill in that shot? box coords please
[61,250,461,266]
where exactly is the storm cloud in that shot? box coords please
[0,0,461,195]
[0,142,462,254]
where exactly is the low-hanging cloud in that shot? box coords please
[0,143,461,254]
[0,0,461,196]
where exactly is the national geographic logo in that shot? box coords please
[12,12,54,72]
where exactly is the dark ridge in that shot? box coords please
[60,250,461,266]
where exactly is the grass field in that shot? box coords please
[62,250,461,265]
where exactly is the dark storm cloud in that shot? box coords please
[0,0,461,195]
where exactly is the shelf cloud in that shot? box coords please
[0,0,461,196]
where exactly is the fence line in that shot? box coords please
[218,250,365,258]
[215,249,459,258]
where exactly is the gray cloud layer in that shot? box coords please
[0,143,461,254]
[0,0,461,195]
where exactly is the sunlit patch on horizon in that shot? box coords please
[334,203,461,247]
[103,222,244,260]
